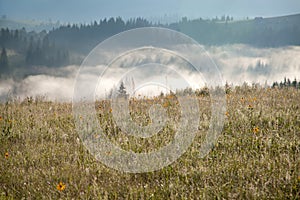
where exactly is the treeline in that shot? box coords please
[25,35,69,67]
[112,77,300,100]
[0,28,28,53]
[174,77,300,97]
[172,14,300,47]
[1,14,300,73]
[48,17,152,53]
[0,17,153,73]
[272,77,300,89]
[0,28,69,72]
[47,14,300,53]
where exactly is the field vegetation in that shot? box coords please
[0,85,300,199]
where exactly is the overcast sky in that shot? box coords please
[0,0,300,23]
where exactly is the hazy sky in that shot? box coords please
[0,0,300,23]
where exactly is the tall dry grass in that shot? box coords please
[0,86,299,199]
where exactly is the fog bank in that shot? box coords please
[0,44,299,102]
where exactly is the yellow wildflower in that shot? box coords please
[56,182,66,191]
[163,101,169,108]
[253,127,259,134]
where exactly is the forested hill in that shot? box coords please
[47,13,300,54]
[48,17,152,54]
[0,13,300,73]
[172,13,300,47]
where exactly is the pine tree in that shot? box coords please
[118,81,127,97]
[0,47,8,68]
[292,78,297,88]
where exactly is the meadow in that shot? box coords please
[0,85,299,199]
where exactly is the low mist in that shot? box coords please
[0,44,300,102]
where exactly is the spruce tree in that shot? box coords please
[0,47,8,68]
[118,81,127,97]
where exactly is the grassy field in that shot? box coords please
[0,86,299,199]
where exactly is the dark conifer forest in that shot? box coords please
[1,14,300,75]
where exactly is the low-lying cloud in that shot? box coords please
[0,44,300,102]
[208,44,300,84]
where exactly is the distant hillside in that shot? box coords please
[173,13,300,47]
[45,13,300,55]
[0,18,60,32]
[0,13,299,75]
